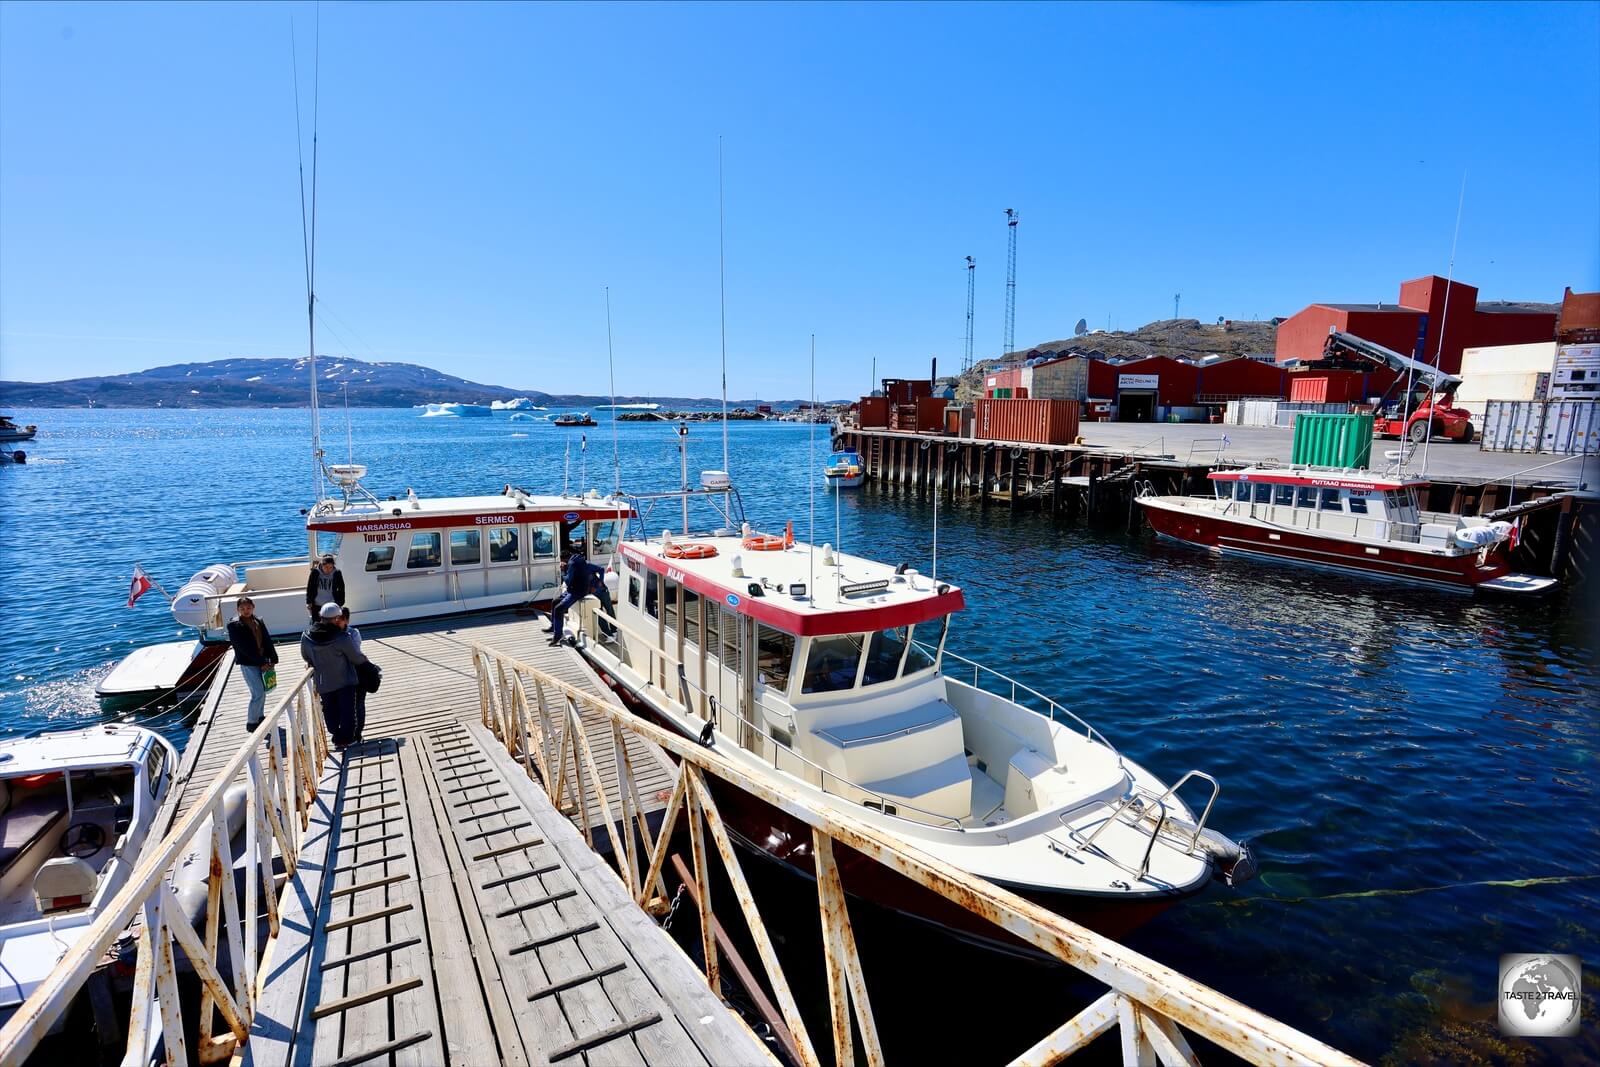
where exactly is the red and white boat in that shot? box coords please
[97,465,634,702]
[572,461,1256,949]
[1136,464,1556,595]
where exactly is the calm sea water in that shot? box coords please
[1,408,1595,1062]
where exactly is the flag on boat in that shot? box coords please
[127,565,153,608]
[1507,518,1522,550]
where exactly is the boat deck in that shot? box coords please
[159,611,675,839]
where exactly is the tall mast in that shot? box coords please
[718,136,729,476]
[293,12,323,502]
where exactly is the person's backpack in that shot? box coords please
[356,660,383,694]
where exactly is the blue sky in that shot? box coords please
[1,2,1596,399]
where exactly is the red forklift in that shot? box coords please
[1320,331,1475,444]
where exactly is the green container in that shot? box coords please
[994,388,1012,399]
[1291,413,1374,469]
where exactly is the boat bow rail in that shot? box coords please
[929,643,1121,762]
[470,640,1362,1067]
[0,668,328,1066]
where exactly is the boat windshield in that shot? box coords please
[802,634,866,694]
[828,452,862,467]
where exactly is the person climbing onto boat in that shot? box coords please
[300,601,369,749]
[305,554,346,620]
[226,597,278,730]
[588,558,616,638]
[545,549,588,646]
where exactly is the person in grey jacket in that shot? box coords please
[300,601,368,748]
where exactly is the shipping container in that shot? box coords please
[916,396,949,433]
[858,396,889,428]
[1291,413,1374,469]
[881,378,933,406]
[974,398,1080,445]
[1289,377,1332,403]
[1481,400,1599,454]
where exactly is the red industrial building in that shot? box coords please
[1275,275,1557,376]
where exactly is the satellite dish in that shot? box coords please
[1074,318,1088,337]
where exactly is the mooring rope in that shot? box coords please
[1208,872,1600,907]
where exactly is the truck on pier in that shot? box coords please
[1319,330,1476,444]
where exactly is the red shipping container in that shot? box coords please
[974,398,1080,445]
[1289,376,1332,403]
[858,396,889,427]
[916,397,949,432]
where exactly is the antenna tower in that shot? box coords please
[1174,293,1181,320]
[1003,208,1018,359]
[963,256,976,373]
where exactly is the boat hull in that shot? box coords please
[824,472,864,488]
[1138,498,1510,592]
[585,655,1196,956]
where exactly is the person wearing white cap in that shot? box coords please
[300,600,369,748]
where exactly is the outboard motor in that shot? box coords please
[171,564,238,628]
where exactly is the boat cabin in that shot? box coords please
[181,481,634,640]
[1207,467,1434,543]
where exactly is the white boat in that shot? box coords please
[0,417,37,443]
[97,466,634,702]
[1136,463,1558,595]
[823,450,864,488]
[0,724,176,1023]
[575,467,1254,947]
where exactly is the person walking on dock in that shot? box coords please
[546,549,588,646]
[227,596,278,730]
[305,554,346,620]
[300,601,369,749]
[340,606,375,744]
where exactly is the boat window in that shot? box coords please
[407,532,442,569]
[719,607,742,665]
[487,527,520,563]
[589,520,621,556]
[365,545,396,573]
[450,530,481,566]
[1347,495,1368,514]
[645,573,659,618]
[862,626,911,686]
[682,587,702,647]
[1233,481,1250,501]
[145,744,166,798]
[757,625,795,692]
[1296,486,1317,508]
[316,531,342,557]
[662,579,679,635]
[801,633,865,694]
[904,617,945,673]
[529,524,556,560]
[1274,483,1294,506]
[1253,483,1272,504]
[1320,488,1342,511]
[1213,482,1228,500]
[628,576,640,609]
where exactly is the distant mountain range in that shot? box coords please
[0,356,829,409]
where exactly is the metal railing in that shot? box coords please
[471,642,1363,1067]
[0,668,330,1066]
[929,644,1119,761]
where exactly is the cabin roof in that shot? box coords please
[307,491,634,533]
[0,725,154,774]
[620,535,963,637]
[1207,466,1426,490]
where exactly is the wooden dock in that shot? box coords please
[159,612,675,841]
[242,723,769,1066]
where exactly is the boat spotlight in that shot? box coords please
[747,582,764,597]
[789,583,807,598]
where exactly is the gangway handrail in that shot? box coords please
[472,641,1364,1067]
[0,668,327,1066]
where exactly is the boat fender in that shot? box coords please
[171,564,240,628]
[171,784,251,930]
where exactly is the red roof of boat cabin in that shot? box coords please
[620,536,964,637]
[306,492,635,534]
[1207,466,1426,490]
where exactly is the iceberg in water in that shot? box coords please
[421,402,493,418]
[492,397,541,411]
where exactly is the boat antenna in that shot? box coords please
[718,135,729,478]
[563,438,571,496]
[342,381,353,466]
[606,287,620,497]
[291,10,323,502]
[809,334,816,601]
[1421,170,1466,477]
[931,443,940,582]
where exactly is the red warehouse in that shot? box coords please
[1276,275,1556,376]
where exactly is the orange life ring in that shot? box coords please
[664,542,719,560]
[742,534,787,551]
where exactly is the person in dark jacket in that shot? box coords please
[305,555,346,620]
[545,550,588,645]
[300,601,369,748]
[226,596,278,729]
[588,560,616,637]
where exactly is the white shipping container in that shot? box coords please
[1480,399,1599,454]
[1460,341,1558,376]
[1456,370,1550,405]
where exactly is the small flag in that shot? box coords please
[127,565,153,608]
[581,433,587,451]
[1221,434,1231,447]
[1507,518,1522,551]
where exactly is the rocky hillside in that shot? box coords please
[955,318,1277,401]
